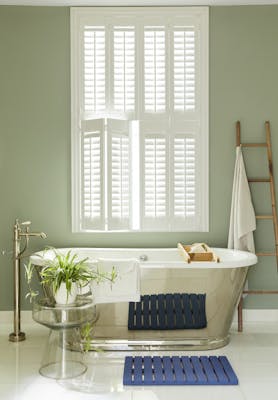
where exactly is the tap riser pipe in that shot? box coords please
[9,222,25,342]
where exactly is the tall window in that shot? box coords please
[71,7,209,232]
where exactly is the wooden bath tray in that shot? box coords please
[178,243,220,263]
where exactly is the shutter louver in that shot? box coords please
[174,137,196,218]
[173,28,195,112]
[142,134,168,230]
[113,26,135,114]
[84,26,106,114]
[144,27,166,113]
[107,119,130,230]
[82,120,104,230]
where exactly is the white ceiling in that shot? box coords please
[0,0,278,5]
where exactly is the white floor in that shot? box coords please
[1,321,278,400]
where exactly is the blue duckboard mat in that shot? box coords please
[128,293,207,330]
[123,356,238,386]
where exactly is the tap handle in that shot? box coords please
[21,221,31,226]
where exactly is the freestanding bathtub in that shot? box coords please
[30,247,257,350]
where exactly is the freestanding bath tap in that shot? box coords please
[9,219,47,342]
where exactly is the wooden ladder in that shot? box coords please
[236,121,278,332]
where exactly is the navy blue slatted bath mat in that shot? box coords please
[128,293,207,330]
[123,356,238,386]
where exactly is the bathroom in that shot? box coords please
[1,2,278,399]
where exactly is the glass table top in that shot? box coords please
[32,297,98,329]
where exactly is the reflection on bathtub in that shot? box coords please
[128,293,207,330]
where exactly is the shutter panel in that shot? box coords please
[169,129,199,231]
[83,26,106,115]
[141,122,169,230]
[144,26,166,113]
[113,26,135,116]
[81,119,105,230]
[173,136,196,217]
[173,27,196,112]
[107,119,130,230]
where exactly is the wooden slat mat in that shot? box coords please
[123,356,238,386]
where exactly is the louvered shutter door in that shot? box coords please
[83,26,106,115]
[112,26,135,117]
[174,137,196,217]
[170,134,198,231]
[144,26,166,114]
[172,27,196,113]
[141,122,169,231]
[107,119,130,230]
[81,119,105,230]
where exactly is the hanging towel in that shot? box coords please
[228,146,256,253]
[90,258,141,305]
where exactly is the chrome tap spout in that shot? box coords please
[19,232,47,239]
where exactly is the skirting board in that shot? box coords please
[232,309,278,324]
[0,311,34,325]
[1,309,278,325]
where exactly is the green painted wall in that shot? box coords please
[1,5,278,311]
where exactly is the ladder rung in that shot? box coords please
[256,252,277,256]
[248,178,271,182]
[256,215,273,220]
[241,143,267,147]
[243,290,278,294]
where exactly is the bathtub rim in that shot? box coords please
[30,247,257,269]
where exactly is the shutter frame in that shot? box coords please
[71,7,209,232]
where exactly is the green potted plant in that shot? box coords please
[25,248,117,305]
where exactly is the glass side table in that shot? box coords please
[33,297,97,380]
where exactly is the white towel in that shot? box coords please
[90,258,141,304]
[228,146,256,253]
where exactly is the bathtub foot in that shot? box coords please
[80,336,231,351]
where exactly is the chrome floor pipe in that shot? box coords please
[9,219,47,342]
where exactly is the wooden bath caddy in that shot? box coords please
[177,243,220,263]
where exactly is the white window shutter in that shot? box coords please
[112,26,136,117]
[172,27,196,113]
[141,121,169,231]
[144,26,166,114]
[169,135,197,231]
[83,26,106,115]
[173,136,196,217]
[81,119,105,230]
[72,7,209,232]
[107,119,130,230]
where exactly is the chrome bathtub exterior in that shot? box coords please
[88,265,249,350]
[30,247,256,351]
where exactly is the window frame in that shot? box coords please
[71,6,209,233]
